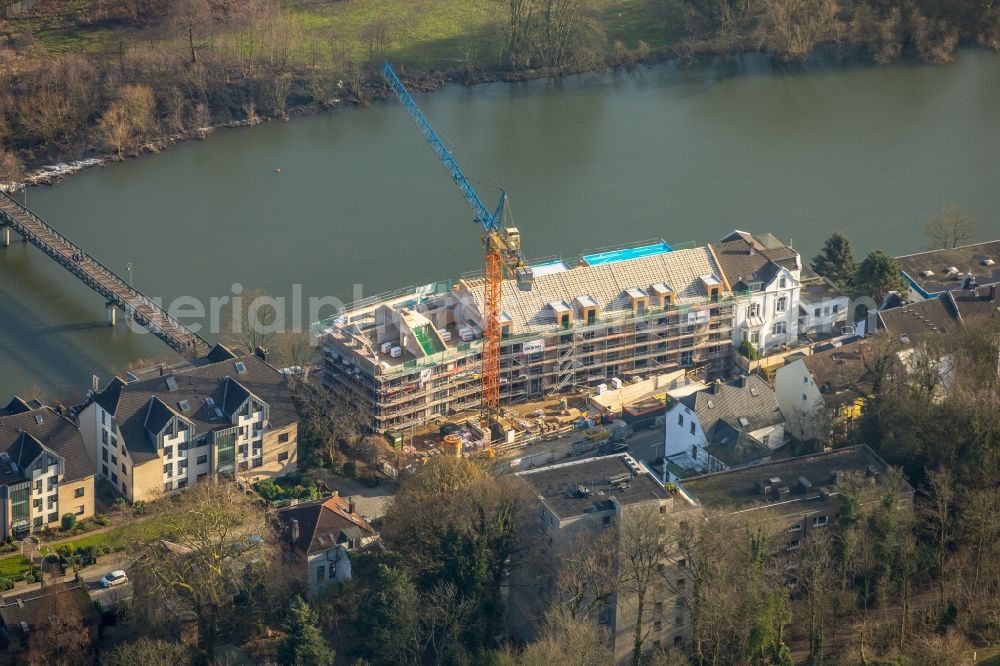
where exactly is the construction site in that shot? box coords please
[319,237,743,437]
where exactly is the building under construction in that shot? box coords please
[319,239,748,434]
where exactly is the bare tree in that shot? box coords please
[759,0,839,61]
[0,149,25,185]
[98,84,156,158]
[24,583,91,666]
[125,481,277,653]
[554,527,620,621]
[221,287,278,354]
[167,0,213,65]
[924,207,977,249]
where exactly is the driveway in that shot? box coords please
[313,472,395,520]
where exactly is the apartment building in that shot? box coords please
[510,454,694,664]
[320,240,739,434]
[896,239,1000,299]
[78,345,298,502]
[711,231,803,355]
[0,398,94,539]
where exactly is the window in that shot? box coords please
[278,433,289,443]
[802,394,808,401]
[252,458,263,469]
[330,566,337,580]
[33,499,41,509]
[101,411,106,425]
[602,515,612,527]
[655,601,664,613]
[788,539,801,550]
[278,452,289,462]
[773,321,787,335]
[47,512,57,523]
[689,422,695,435]
[121,482,127,493]
[164,446,173,460]
[677,414,684,426]
[814,307,821,317]
[34,516,43,527]
[238,461,249,471]
[111,472,118,484]
[747,303,761,318]
[832,304,840,313]
[111,454,117,466]
[776,296,787,313]
[654,621,662,631]
[238,444,248,456]
[120,445,127,458]
[102,465,108,477]
[750,330,760,344]
[101,448,108,462]
[47,494,56,508]
[813,515,828,527]
[102,430,108,445]
[824,306,830,316]
[788,523,802,532]
[675,615,684,626]
[194,454,207,465]
[74,487,84,498]
[164,481,173,492]
[659,505,667,515]
[316,565,325,582]
[677,559,686,568]
[691,445,698,458]
[177,478,189,489]
[76,505,85,515]
[121,464,127,475]
[779,277,787,288]
[164,463,173,477]
[179,459,188,470]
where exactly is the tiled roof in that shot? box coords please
[711,240,780,287]
[803,340,877,408]
[879,297,959,345]
[0,584,98,635]
[461,246,727,334]
[277,495,376,554]
[0,405,92,484]
[679,375,784,435]
[93,353,298,463]
[705,422,773,468]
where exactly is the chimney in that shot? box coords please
[255,346,268,363]
[290,518,299,543]
[159,366,166,377]
[348,497,356,514]
[740,374,748,388]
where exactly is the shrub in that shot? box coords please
[61,513,77,531]
[95,515,111,527]
[343,461,358,479]
[0,577,13,590]
[255,478,284,502]
[738,339,758,360]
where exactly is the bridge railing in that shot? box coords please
[0,190,208,351]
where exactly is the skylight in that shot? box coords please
[738,417,750,427]
[165,376,178,391]
[178,400,191,412]
[214,407,224,419]
[235,362,247,374]
[205,397,215,406]
[750,387,759,397]
[34,415,43,425]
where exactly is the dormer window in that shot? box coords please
[699,275,722,302]
[650,283,674,309]
[626,289,648,316]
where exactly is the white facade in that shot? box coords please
[664,401,786,473]
[773,359,825,441]
[733,267,801,355]
[306,546,353,597]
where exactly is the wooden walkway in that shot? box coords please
[0,190,209,358]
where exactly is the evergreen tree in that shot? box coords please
[278,596,335,666]
[855,250,907,302]
[810,232,857,291]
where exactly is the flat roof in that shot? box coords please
[678,446,907,518]
[897,240,1000,297]
[532,260,570,277]
[583,241,672,266]
[518,454,668,520]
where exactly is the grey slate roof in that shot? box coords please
[680,375,784,435]
[92,353,298,463]
[0,405,92,484]
[879,297,959,344]
[705,422,773,468]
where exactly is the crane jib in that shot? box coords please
[380,61,500,232]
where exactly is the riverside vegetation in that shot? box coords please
[2,0,1000,179]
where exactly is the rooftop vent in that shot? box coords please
[798,476,812,493]
[945,266,961,276]
[982,259,995,267]
[919,270,935,278]
[777,486,790,499]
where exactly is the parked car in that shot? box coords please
[100,570,128,588]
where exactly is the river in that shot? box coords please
[2,50,999,399]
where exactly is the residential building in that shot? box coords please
[798,268,851,338]
[0,398,94,539]
[0,583,99,649]
[775,338,875,442]
[677,445,914,553]
[510,454,693,663]
[711,231,803,356]
[664,375,786,473]
[896,239,1000,299]
[78,345,298,503]
[321,240,737,434]
[277,494,379,597]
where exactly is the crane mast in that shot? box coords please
[381,62,533,435]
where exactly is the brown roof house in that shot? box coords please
[277,494,379,597]
[77,345,299,502]
[0,582,99,650]
[0,398,95,540]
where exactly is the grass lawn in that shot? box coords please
[0,556,30,579]
[8,0,677,67]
